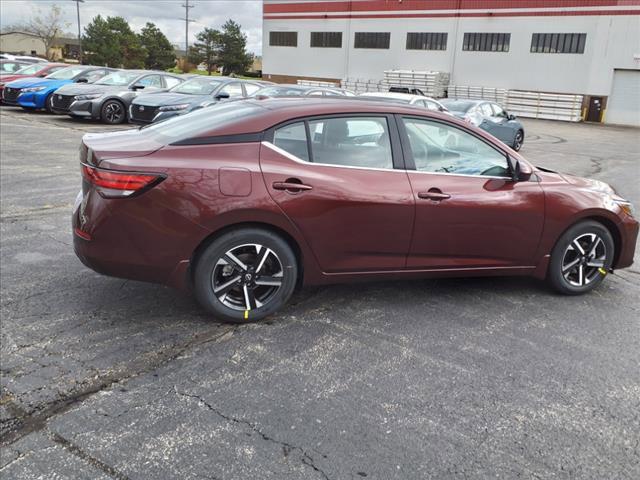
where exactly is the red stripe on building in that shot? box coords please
[264,0,640,15]
[265,9,640,19]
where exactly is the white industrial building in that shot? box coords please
[262,0,640,126]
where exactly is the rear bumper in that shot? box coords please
[72,189,207,291]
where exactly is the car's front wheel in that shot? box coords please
[45,93,55,113]
[101,99,126,124]
[194,228,298,323]
[548,220,614,295]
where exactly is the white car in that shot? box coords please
[0,53,47,63]
[358,91,448,113]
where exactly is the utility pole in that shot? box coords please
[182,0,195,55]
[71,0,84,63]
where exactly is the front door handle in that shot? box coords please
[272,181,313,193]
[418,190,451,201]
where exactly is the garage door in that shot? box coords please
[606,69,640,127]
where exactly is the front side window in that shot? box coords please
[491,103,507,118]
[480,103,493,116]
[83,69,108,83]
[14,64,41,75]
[96,71,141,86]
[171,77,223,95]
[402,118,509,177]
[273,122,309,161]
[46,65,87,79]
[220,82,244,98]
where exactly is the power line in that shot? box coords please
[181,0,195,53]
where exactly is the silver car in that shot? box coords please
[50,70,185,124]
[440,99,525,151]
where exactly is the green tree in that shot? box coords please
[139,22,176,70]
[82,15,146,68]
[217,20,253,76]
[189,27,221,75]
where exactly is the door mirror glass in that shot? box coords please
[76,77,88,83]
[507,113,516,121]
[215,91,231,100]
[402,117,511,177]
[131,83,145,90]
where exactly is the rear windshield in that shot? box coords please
[170,77,223,95]
[439,100,476,112]
[46,66,87,80]
[140,101,264,144]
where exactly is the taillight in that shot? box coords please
[81,163,164,198]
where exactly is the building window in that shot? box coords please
[354,32,390,49]
[269,31,297,47]
[406,32,448,51]
[462,33,510,52]
[531,33,586,54]
[311,32,342,48]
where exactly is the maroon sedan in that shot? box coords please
[73,99,638,323]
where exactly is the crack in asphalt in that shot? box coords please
[46,430,131,480]
[175,389,331,480]
[0,326,236,448]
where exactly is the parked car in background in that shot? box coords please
[359,91,448,112]
[440,99,525,151]
[0,60,31,74]
[0,54,47,63]
[72,98,637,323]
[129,76,264,124]
[252,84,355,98]
[2,65,117,112]
[0,63,68,101]
[52,70,184,124]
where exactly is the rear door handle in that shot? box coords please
[418,191,451,201]
[272,181,313,192]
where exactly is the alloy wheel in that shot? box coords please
[211,243,284,311]
[513,131,523,151]
[104,102,124,123]
[561,233,607,287]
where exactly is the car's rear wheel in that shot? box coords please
[101,99,126,124]
[512,129,524,151]
[194,228,298,323]
[548,220,614,295]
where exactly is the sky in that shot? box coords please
[0,0,264,54]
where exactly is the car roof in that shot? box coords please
[362,92,430,101]
[441,98,485,105]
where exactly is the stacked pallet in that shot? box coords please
[296,79,339,88]
[448,85,507,104]
[383,70,450,98]
[340,78,390,94]
[505,91,583,122]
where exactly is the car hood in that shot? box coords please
[55,83,127,96]
[536,167,619,197]
[133,92,206,107]
[5,77,71,89]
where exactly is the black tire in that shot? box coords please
[100,99,126,124]
[194,228,298,323]
[548,220,614,295]
[44,92,55,113]
[512,129,524,151]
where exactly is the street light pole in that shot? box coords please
[182,0,195,54]
[72,0,84,63]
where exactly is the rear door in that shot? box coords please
[260,115,415,273]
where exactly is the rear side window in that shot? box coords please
[273,117,393,170]
[164,76,182,89]
[220,82,244,98]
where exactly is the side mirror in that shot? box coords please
[215,92,230,100]
[507,113,516,121]
[507,154,532,182]
[76,77,88,83]
[131,84,145,91]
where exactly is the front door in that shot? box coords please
[399,116,545,269]
[587,96,604,123]
[260,115,415,273]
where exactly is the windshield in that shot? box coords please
[439,100,476,113]
[140,101,264,143]
[253,86,304,97]
[14,64,43,76]
[95,71,141,86]
[170,77,223,95]
[46,66,87,80]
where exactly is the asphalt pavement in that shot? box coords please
[1,106,639,479]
